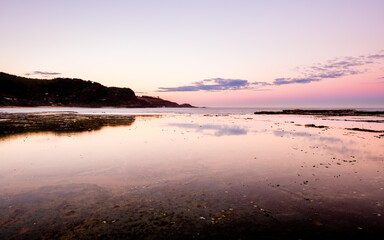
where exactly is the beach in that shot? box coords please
[0,108,383,239]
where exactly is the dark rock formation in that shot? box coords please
[304,124,328,129]
[0,113,136,138]
[254,109,384,116]
[0,72,195,108]
[138,96,195,108]
[345,128,384,133]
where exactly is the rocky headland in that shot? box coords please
[0,72,195,108]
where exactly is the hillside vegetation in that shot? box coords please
[0,72,193,108]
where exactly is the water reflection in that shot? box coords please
[273,130,343,143]
[168,123,248,136]
[0,113,384,239]
[0,113,140,139]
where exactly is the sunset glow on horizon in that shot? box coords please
[1,0,383,107]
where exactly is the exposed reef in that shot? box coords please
[254,109,384,116]
[345,128,384,133]
[0,112,137,138]
[304,124,329,129]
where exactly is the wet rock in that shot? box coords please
[254,109,384,116]
[0,113,137,137]
[345,128,384,133]
[305,124,328,129]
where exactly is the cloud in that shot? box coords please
[252,77,322,87]
[252,81,272,86]
[376,76,384,84]
[360,77,384,85]
[273,77,320,85]
[368,54,384,59]
[253,51,384,86]
[25,71,61,77]
[157,51,384,91]
[158,78,250,92]
[297,57,367,80]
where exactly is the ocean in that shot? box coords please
[0,107,383,238]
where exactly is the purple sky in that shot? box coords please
[1,0,384,107]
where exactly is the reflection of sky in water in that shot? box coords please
[168,123,248,136]
[1,113,384,238]
[0,113,383,195]
[273,130,342,143]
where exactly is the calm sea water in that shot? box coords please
[1,106,384,115]
[0,107,383,238]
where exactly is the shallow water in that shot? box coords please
[1,106,384,115]
[0,110,384,239]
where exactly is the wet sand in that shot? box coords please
[0,111,383,239]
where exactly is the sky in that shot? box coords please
[1,0,384,108]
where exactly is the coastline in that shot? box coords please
[0,110,384,239]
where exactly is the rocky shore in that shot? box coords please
[0,112,137,137]
[1,111,384,239]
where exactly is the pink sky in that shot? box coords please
[1,0,383,107]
